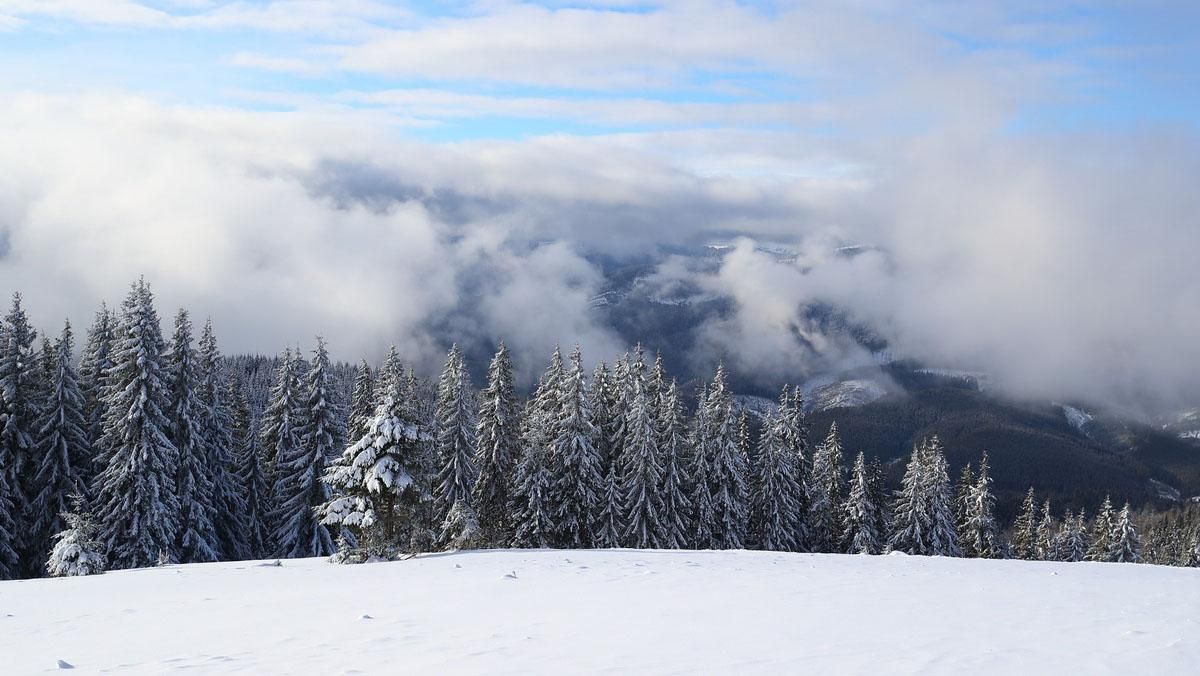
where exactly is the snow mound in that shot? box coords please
[809,379,888,411]
[2,550,1198,674]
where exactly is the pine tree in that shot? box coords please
[46,494,105,577]
[842,451,882,554]
[347,360,376,443]
[959,452,1002,559]
[751,396,805,552]
[228,375,269,559]
[168,310,220,564]
[260,348,304,496]
[28,322,90,566]
[436,499,484,551]
[93,279,180,569]
[509,349,562,548]
[433,344,477,526]
[550,346,603,548]
[0,435,17,578]
[954,462,976,535]
[807,422,845,552]
[1056,509,1088,563]
[1035,499,1057,561]
[198,319,244,561]
[888,438,958,556]
[657,380,693,549]
[77,303,114,486]
[375,346,404,407]
[321,385,431,555]
[620,362,665,548]
[779,386,810,547]
[0,292,39,572]
[1087,496,1116,562]
[1012,488,1038,560]
[1110,502,1142,563]
[689,382,715,549]
[923,437,960,556]
[700,366,749,549]
[472,342,520,545]
[272,338,339,559]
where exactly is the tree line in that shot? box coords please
[0,279,1195,579]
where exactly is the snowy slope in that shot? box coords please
[2,549,1198,675]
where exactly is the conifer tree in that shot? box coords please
[436,499,484,550]
[1035,500,1057,561]
[954,462,976,534]
[594,464,622,549]
[374,346,404,407]
[620,363,665,548]
[168,310,220,564]
[509,349,562,548]
[807,422,845,552]
[588,361,623,548]
[198,319,244,561]
[751,396,805,552]
[779,387,810,544]
[1110,502,1142,563]
[433,344,477,526]
[700,366,749,549]
[843,451,883,554]
[550,346,603,548]
[272,338,340,558]
[93,279,180,569]
[28,322,90,566]
[260,348,304,495]
[0,444,17,578]
[347,360,376,443]
[888,438,958,556]
[77,303,114,484]
[472,342,520,544]
[228,375,269,559]
[1087,496,1116,562]
[922,437,960,556]
[959,452,1001,558]
[46,494,105,577]
[1012,488,1038,560]
[0,292,39,571]
[689,382,715,549]
[1056,509,1088,563]
[657,380,693,549]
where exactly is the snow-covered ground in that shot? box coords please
[2,549,1198,674]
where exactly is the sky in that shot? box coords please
[0,1,1197,409]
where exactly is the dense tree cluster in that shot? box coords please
[0,280,1193,581]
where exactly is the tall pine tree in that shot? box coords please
[807,422,845,552]
[550,346,603,548]
[751,395,805,552]
[168,310,220,564]
[433,344,477,526]
[472,342,520,545]
[843,451,883,554]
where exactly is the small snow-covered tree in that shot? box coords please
[1087,496,1116,562]
[843,451,883,555]
[1011,488,1038,560]
[959,452,1002,559]
[807,422,845,552]
[46,494,106,577]
[77,304,114,485]
[437,499,485,551]
[689,383,715,549]
[954,462,975,534]
[433,344,477,526]
[509,349,562,548]
[0,292,39,573]
[347,360,376,443]
[620,366,665,548]
[550,346,603,548]
[1109,502,1142,563]
[1056,510,1088,563]
[93,279,180,570]
[472,342,520,545]
[228,375,269,559]
[168,310,220,564]
[700,366,749,549]
[752,395,805,552]
[889,437,957,556]
[657,380,693,549]
[923,437,959,556]
[1035,500,1057,561]
[259,348,304,497]
[197,319,244,561]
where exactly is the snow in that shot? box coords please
[2,549,1198,674]
[1060,404,1094,433]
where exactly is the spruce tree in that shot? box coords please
[0,439,17,578]
[28,322,90,566]
[888,440,928,555]
[751,397,805,552]
[1056,509,1088,562]
[959,452,1001,558]
[954,462,976,535]
[433,344,477,526]
[1110,502,1142,563]
[509,349,562,548]
[77,303,114,485]
[0,292,39,572]
[843,451,882,554]
[228,375,269,559]
[375,346,404,407]
[779,387,810,546]
[260,348,304,495]
[807,422,846,552]
[1087,496,1116,562]
[922,437,960,556]
[168,310,220,564]
[689,382,715,549]
[657,380,693,549]
[46,493,105,577]
[472,342,520,544]
[347,359,376,443]
[436,500,484,551]
[550,346,603,548]
[620,363,665,548]
[700,366,749,549]
[1035,500,1057,561]
[1012,488,1038,560]
[198,319,244,560]
[272,338,339,558]
[93,279,180,569]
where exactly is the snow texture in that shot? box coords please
[3,549,1197,674]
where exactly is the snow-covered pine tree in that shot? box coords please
[0,292,39,573]
[1109,502,1142,563]
[77,304,114,467]
[1087,496,1116,562]
[589,363,622,549]
[689,382,715,549]
[168,310,220,564]
[320,381,431,555]
[1056,510,1088,562]
[436,499,484,551]
[374,346,404,407]
[46,493,105,577]
[28,322,90,567]
[954,462,975,535]
[867,457,890,543]
[843,451,882,554]
[807,422,846,552]
[1011,488,1038,560]
[959,452,1002,558]
[1035,500,1057,561]
[779,386,810,546]
[509,348,562,548]
[657,379,693,549]
[550,346,603,548]
[433,344,477,527]
[0,434,17,578]
[272,338,340,559]
[620,360,665,549]
[93,279,180,569]
[889,439,946,556]
[751,395,805,552]
[198,319,245,561]
[472,342,520,545]
[347,360,376,443]
[260,348,304,495]
[228,374,269,559]
[922,437,960,557]
[701,365,749,549]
